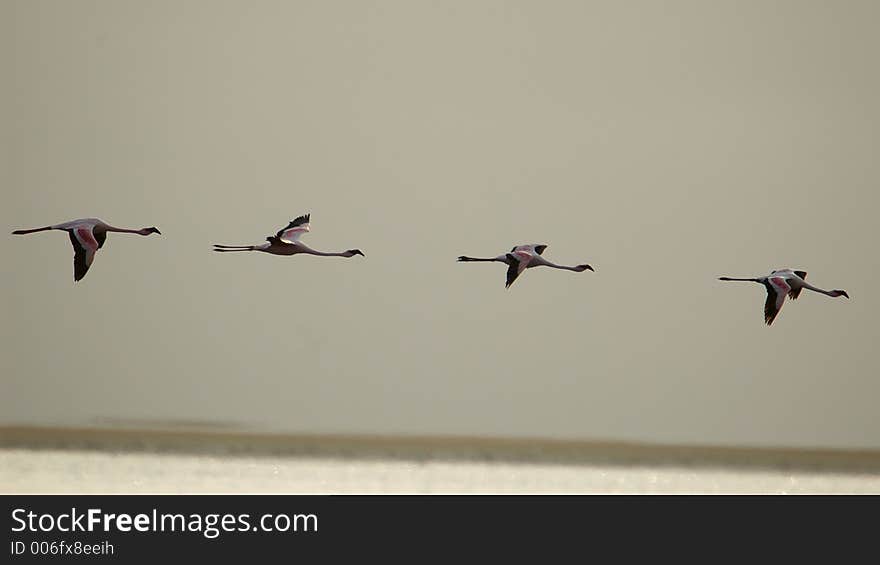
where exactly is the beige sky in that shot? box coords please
[3,0,878,449]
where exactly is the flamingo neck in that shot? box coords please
[104,226,143,234]
[800,281,838,297]
[536,258,577,271]
[300,246,347,257]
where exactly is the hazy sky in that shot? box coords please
[3,1,878,449]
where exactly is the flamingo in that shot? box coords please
[213,214,364,259]
[458,244,594,289]
[12,218,161,282]
[719,268,849,326]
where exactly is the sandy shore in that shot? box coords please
[3,426,880,494]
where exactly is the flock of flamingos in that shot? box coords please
[12,214,849,326]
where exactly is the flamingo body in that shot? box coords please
[213,214,364,259]
[719,268,849,326]
[458,243,593,288]
[12,218,161,281]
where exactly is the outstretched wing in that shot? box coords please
[511,244,531,253]
[511,244,545,255]
[505,253,528,289]
[276,214,310,243]
[764,277,790,326]
[69,227,99,282]
[789,270,807,300]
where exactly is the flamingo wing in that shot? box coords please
[789,270,807,300]
[94,230,107,249]
[511,244,543,254]
[69,227,99,282]
[505,253,528,289]
[276,214,311,243]
[764,277,791,326]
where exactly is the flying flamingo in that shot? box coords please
[213,214,364,259]
[719,268,849,326]
[458,244,594,289]
[12,218,161,282]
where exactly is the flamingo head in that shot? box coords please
[346,249,365,257]
[139,227,161,236]
[831,290,849,298]
[576,264,594,272]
